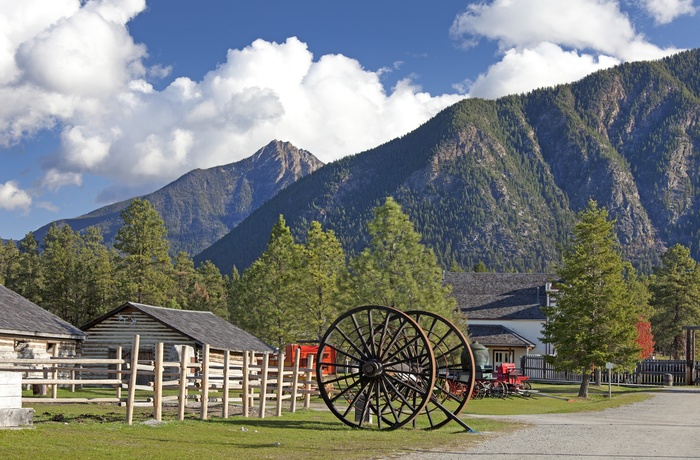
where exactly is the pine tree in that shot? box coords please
[541,200,639,398]
[114,199,174,305]
[649,244,700,359]
[7,232,43,304]
[41,224,79,321]
[75,226,118,324]
[0,239,20,286]
[298,221,347,340]
[346,197,456,320]
[231,215,304,348]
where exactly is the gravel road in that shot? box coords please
[400,387,700,460]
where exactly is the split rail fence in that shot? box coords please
[0,335,318,424]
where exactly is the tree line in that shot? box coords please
[2,196,699,395]
[0,197,457,349]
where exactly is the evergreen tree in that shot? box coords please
[541,200,639,398]
[114,199,173,305]
[75,227,118,324]
[231,215,304,348]
[473,261,488,272]
[6,232,43,304]
[346,197,456,320]
[298,221,347,340]
[189,260,228,319]
[172,251,196,309]
[0,239,20,286]
[41,224,79,321]
[649,244,700,359]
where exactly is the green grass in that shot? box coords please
[2,383,656,460]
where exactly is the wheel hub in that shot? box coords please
[362,359,384,378]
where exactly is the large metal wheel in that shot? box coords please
[316,305,436,430]
[405,310,475,430]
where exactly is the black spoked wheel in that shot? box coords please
[490,380,508,398]
[521,381,532,397]
[316,305,436,430]
[405,310,474,430]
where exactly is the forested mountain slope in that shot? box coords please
[35,140,324,255]
[197,49,700,274]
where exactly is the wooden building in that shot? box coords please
[80,302,274,365]
[0,284,86,361]
[445,272,558,367]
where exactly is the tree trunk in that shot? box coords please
[578,372,590,398]
[594,367,601,386]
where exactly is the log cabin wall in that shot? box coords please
[81,307,198,361]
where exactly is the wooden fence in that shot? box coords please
[0,335,317,424]
[521,355,691,385]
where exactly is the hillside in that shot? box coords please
[196,49,700,274]
[34,140,324,255]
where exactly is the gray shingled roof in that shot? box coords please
[469,324,536,348]
[445,272,557,320]
[82,302,274,353]
[0,284,86,340]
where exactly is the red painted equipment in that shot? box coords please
[285,343,336,375]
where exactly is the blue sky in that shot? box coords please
[1,0,698,241]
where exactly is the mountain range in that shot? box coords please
[34,140,323,255]
[195,49,700,274]
[32,49,700,276]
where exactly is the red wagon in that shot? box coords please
[495,362,532,397]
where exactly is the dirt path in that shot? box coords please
[400,387,700,460]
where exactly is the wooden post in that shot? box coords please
[154,342,163,421]
[116,346,122,400]
[304,354,314,410]
[222,350,230,418]
[126,334,140,425]
[178,345,189,421]
[242,351,250,417]
[51,345,59,399]
[259,353,269,418]
[200,344,210,420]
[290,347,300,413]
[276,352,284,417]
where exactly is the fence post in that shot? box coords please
[200,344,210,420]
[222,350,230,418]
[154,342,163,421]
[276,352,284,417]
[242,351,250,417]
[178,345,189,421]
[290,347,300,413]
[126,334,140,425]
[51,345,59,399]
[116,346,122,400]
[305,354,314,410]
[259,353,269,418]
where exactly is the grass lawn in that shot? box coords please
[0,383,655,460]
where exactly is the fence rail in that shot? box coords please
[521,355,691,385]
[1,335,318,424]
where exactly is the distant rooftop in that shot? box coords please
[445,272,558,320]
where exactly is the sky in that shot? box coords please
[1,0,699,241]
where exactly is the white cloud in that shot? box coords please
[0,2,464,202]
[451,0,682,99]
[41,169,82,191]
[0,181,32,211]
[469,43,621,99]
[643,0,696,24]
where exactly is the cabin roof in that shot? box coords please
[82,302,274,353]
[445,272,557,320]
[0,284,86,340]
[469,324,536,348]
